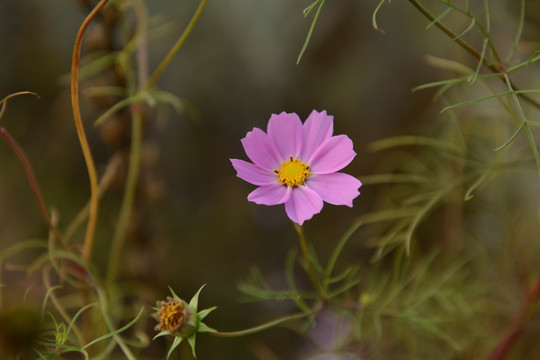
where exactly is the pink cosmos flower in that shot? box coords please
[231,110,362,225]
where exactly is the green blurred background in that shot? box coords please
[1,0,539,358]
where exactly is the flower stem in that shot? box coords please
[71,0,110,262]
[211,309,318,338]
[294,223,328,302]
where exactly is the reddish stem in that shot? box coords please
[0,126,63,246]
[487,275,540,360]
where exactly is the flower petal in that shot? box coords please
[248,184,291,205]
[284,186,323,225]
[310,135,356,174]
[300,110,334,162]
[230,159,276,186]
[241,127,281,171]
[307,173,361,207]
[267,112,304,159]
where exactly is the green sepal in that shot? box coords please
[189,284,207,311]
[167,336,183,360]
[168,286,182,302]
[197,322,217,334]
[152,330,170,341]
[187,333,197,359]
[198,306,217,321]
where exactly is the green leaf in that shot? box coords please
[453,17,476,40]
[370,135,463,154]
[426,8,452,29]
[81,307,144,350]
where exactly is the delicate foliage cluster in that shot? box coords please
[0,0,539,359]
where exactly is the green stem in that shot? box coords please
[106,0,208,291]
[105,110,144,290]
[294,223,328,301]
[211,310,317,338]
[105,0,148,291]
[145,0,208,90]
[408,0,540,110]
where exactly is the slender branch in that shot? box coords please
[0,127,64,247]
[294,223,328,302]
[408,0,540,110]
[105,1,148,291]
[211,309,319,338]
[71,0,110,262]
[145,0,208,90]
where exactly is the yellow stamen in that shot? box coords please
[156,298,185,333]
[274,155,311,187]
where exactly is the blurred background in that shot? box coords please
[1,0,540,358]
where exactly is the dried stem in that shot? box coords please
[71,0,110,262]
[0,127,64,247]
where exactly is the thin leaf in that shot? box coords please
[405,191,445,255]
[453,17,476,40]
[370,135,463,153]
[94,93,147,126]
[441,89,540,112]
[494,122,525,152]
[81,307,144,350]
[303,0,321,16]
[372,0,388,33]
[469,38,488,85]
[297,0,326,64]
[426,8,452,29]
[507,0,525,62]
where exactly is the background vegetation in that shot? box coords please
[1,0,539,359]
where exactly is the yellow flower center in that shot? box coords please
[274,155,311,187]
[156,298,185,333]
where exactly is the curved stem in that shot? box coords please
[408,0,540,110]
[0,92,63,247]
[144,0,208,90]
[211,309,318,338]
[294,223,328,301]
[71,0,110,262]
